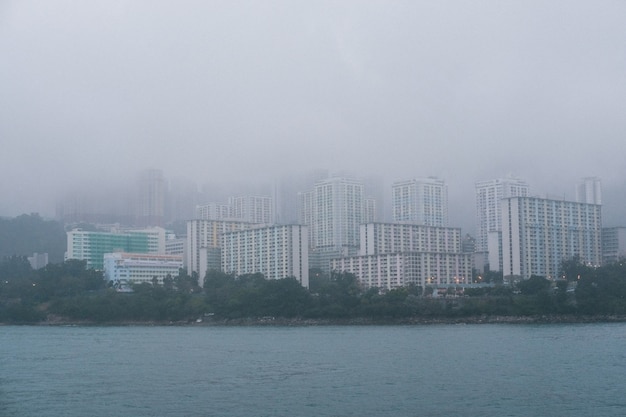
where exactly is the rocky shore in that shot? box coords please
[18,313,626,327]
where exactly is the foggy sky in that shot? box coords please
[1,1,625,230]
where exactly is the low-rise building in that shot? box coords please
[103,252,183,287]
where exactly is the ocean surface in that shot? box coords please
[2,323,626,417]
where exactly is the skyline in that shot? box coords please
[2,1,625,230]
[49,168,621,235]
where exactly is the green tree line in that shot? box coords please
[2,255,626,323]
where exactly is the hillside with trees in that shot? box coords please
[0,214,66,263]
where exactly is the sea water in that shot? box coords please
[2,324,626,416]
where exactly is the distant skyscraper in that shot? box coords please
[136,169,166,227]
[475,177,529,271]
[392,177,448,226]
[196,202,232,220]
[196,195,273,224]
[228,195,274,224]
[272,169,329,225]
[166,177,199,223]
[576,177,602,205]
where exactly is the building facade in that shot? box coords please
[475,177,529,269]
[392,177,448,227]
[66,227,166,270]
[576,177,602,205]
[602,227,626,265]
[195,202,232,220]
[221,225,309,288]
[103,252,183,287]
[298,177,365,252]
[501,196,602,279]
[136,169,166,227]
[228,195,274,225]
[359,223,462,256]
[186,219,253,283]
[331,222,471,290]
[331,252,473,290]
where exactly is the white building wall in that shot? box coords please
[502,197,602,279]
[392,177,448,227]
[332,252,473,291]
[103,252,183,286]
[576,177,602,205]
[312,177,364,250]
[475,178,529,254]
[359,223,462,256]
[186,219,252,282]
[221,225,309,287]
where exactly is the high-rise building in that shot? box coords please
[166,177,199,224]
[195,195,273,224]
[66,227,166,270]
[576,177,602,205]
[297,176,366,273]
[501,196,602,279]
[136,169,166,227]
[331,222,471,290]
[475,177,529,270]
[312,177,364,250]
[273,169,329,225]
[392,177,448,227]
[186,219,253,284]
[359,223,462,255]
[228,195,274,225]
[364,197,377,224]
[195,202,232,220]
[331,252,473,291]
[221,224,309,287]
[601,227,626,265]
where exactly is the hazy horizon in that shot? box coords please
[2,1,625,231]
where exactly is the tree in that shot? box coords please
[516,275,551,296]
[560,255,592,282]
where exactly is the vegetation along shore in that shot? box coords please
[2,255,626,325]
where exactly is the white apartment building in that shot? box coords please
[501,196,602,279]
[165,235,186,260]
[331,252,473,290]
[360,223,462,255]
[66,227,166,270]
[186,219,253,283]
[221,225,309,288]
[601,227,626,265]
[229,195,274,225]
[332,222,471,290]
[576,177,602,205]
[310,177,364,250]
[103,252,183,287]
[195,202,231,220]
[195,195,273,224]
[392,177,448,227]
[475,177,529,269]
[364,197,377,224]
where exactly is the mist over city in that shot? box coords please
[2,1,625,231]
[4,4,626,415]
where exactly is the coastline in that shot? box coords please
[5,314,626,326]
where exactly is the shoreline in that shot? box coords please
[5,314,626,326]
